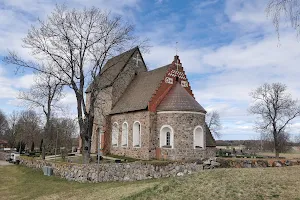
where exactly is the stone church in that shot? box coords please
[85,47,216,161]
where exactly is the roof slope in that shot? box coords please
[110,65,170,114]
[86,47,138,93]
[205,124,216,147]
[157,82,206,113]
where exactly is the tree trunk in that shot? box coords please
[275,149,279,158]
[81,115,94,164]
[42,119,50,160]
[42,144,46,159]
[274,134,280,158]
[82,135,91,164]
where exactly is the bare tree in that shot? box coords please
[295,134,300,143]
[249,83,300,158]
[19,73,63,124]
[4,5,146,163]
[19,72,63,158]
[266,0,300,39]
[15,110,42,151]
[46,117,77,154]
[260,130,292,153]
[206,111,222,138]
[5,111,19,148]
[0,109,9,137]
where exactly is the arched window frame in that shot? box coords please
[133,121,141,148]
[121,122,128,147]
[112,122,119,147]
[193,126,205,149]
[160,125,174,149]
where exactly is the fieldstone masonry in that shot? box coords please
[19,157,204,183]
[19,156,300,183]
[107,111,217,161]
[109,111,151,160]
[156,113,210,160]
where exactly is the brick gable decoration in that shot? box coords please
[148,55,195,112]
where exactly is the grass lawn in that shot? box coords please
[1,165,300,200]
[0,165,160,200]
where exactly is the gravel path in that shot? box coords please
[0,160,13,166]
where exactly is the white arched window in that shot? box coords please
[133,121,141,147]
[112,122,119,147]
[160,125,174,148]
[194,126,204,149]
[121,122,128,147]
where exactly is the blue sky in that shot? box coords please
[1,0,300,140]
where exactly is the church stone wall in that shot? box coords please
[111,51,147,106]
[90,52,147,154]
[148,112,158,159]
[91,86,113,153]
[108,110,152,160]
[156,112,210,161]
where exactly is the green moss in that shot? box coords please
[140,160,175,166]
[106,154,139,162]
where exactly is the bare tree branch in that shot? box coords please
[249,82,300,158]
[3,5,147,163]
[206,111,222,138]
[0,109,9,137]
[266,0,300,39]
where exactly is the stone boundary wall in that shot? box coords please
[217,158,300,168]
[0,151,9,160]
[19,157,204,183]
[19,157,300,183]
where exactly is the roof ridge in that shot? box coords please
[148,64,173,110]
[147,64,171,72]
[101,47,138,75]
[137,64,171,77]
[107,46,138,62]
[86,47,139,93]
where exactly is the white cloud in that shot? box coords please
[155,0,164,4]
[237,125,252,130]
[60,92,77,106]
[0,66,36,99]
[1,0,300,140]
[144,45,213,73]
[195,0,219,9]
[1,0,139,16]
[142,0,300,140]
[202,33,300,70]
[0,0,140,60]
[14,74,35,89]
[225,0,268,24]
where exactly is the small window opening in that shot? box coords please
[166,132,171,146]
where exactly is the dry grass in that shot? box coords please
[0,165,160,200]
[1,165,300,200]
[126,166,300,200]
[259,152,300,159]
